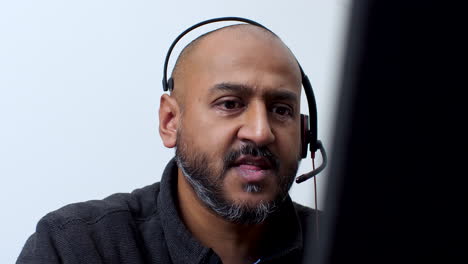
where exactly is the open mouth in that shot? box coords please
[232,155,274,182]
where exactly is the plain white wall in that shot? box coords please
[0,0,350,262]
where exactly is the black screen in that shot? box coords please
[310,1,466,263]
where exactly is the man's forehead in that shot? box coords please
[172,24,302,100]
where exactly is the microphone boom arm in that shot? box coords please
[295,140,327,183]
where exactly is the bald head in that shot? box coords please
[170,24,302,103]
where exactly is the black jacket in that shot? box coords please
[17,159,317,263]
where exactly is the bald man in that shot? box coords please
[18,24,318,264]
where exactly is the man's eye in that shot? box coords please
[223,101,237,109]
[218,100,244,110]
[272,105,293,116]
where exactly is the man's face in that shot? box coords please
[174,29,303,224]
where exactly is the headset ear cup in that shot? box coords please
[300,114,310,159]
[167,77,174,91]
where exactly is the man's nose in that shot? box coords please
[237,102,275,146]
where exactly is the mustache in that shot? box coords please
[223,143,279,171]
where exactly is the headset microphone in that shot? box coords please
[296,140,327,183]
[161,17,327,184]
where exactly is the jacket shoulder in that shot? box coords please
[43,182,161,228]
[17,183,161,263]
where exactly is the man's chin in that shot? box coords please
[226,190,279,208]
[220,199,277,225]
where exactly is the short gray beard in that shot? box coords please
[176,153,277,225]
[174,119,299,225]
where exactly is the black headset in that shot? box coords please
[162,17,327,183]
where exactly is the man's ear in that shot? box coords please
[159,94,180,148]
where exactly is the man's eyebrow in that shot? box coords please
[209,82,299,102]
[209,82,253,96]
[265,89,298,103]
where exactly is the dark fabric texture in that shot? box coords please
[17,158,317,264]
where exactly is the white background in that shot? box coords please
[0,0,350,262]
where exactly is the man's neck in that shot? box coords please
[176,170,266,264]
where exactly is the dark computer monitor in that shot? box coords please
[308,1,466,263]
